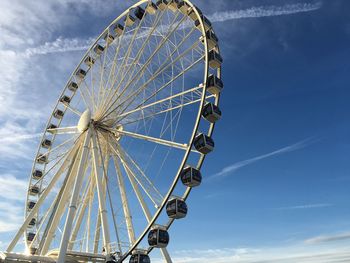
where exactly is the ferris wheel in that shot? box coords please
[4,0,223,262]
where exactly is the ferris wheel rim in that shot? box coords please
[16,0,222,261]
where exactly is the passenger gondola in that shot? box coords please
[41,139,52,148]
[29,218,36,227]
[207,74,223,95]
[53,109,64,119]
[114,23,124,36]
[68,81,78,92]
[166,197,187,219]
[76,68,87,78]
[27,201,36,210]
[134,6,145,20]
[33,170,43,180]
[59,95,71,105]
[193,133,214,154]
[129,250,150,263]
[29,247,37,255]
[84,56,95,66]
[146,2,158,15]
[200,30,218,50]
[202,103,221,123]
[94,44,105,55]
[104,34,115,45]
[168,0,179,12]
[180,166,202,187]
[208,50,223,69]
[188,6,202,21]
[27,232,35,242]
[47,123,57,133]
[195,15,212,32]
[177,1,190,15]
[125,14,136,27]
[156,0,169,11]
[36,154,48,164]
[29,185,40,195]
[148,226,169,248]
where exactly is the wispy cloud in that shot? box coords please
[19,1,323,57]
[208,2,322,22]
[276,203,333,210]
[305,232,350,244]
[211,138,316,178]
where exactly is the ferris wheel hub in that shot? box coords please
[77,109,91,133]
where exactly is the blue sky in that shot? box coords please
[0,0,350,262]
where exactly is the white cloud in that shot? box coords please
[0,174,28,201]
[305,232,350,244]
[276,203,333,210]
[208,2,322,23]
[211,137,316,178]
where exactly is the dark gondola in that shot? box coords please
[195,15,212,32]
[177,1,190,15]
[60,95,71,105]
[76,68,87,78]
[29,185,40,195]
[180,166,202,187]
[193,133,214,154]
[29,218,36,227]
[41,139,52,149]
[68,81,78,92]
[84,56,96,66]
[202,103,222,123]
[166,197,187,219]
[27,201,36,210]
[104,34,115,45]
[47,123,58,133]
[36,154,48,164]
[134,6,145,20]
[208,50,223,69]
[207,74,223,95]
[27,232,35,242]
[32,170,43,180]
[125,14,136,27]
[188,5,202,21]
[200,30,218,50]
[94,44,105,55]
[54,109,64,119]
[148,227,169,248]
[129,251,150,263]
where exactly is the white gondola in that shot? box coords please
[47,123,57,133]
[32,170,43,180]
[59,95,71,106]
[134,6,145,20]
[53,109,64,119]
[129,250,150,263]
[208,50,223,69]
[202,103,222,123]
[207,74,223,95]
[125,14,136,27]
[114,23,124,36]
[27,201,36,210]
[68,81,78,92]
[76,68,87,78]
[94,44,105,55]
[41,139,52,148]
[36,154,48,164]
[188,6,202,21]
[27,232,35,242]
[200,30,218,50]
[156,0,169,11]
[180,166,202,187]
[166,197,187,219]
[104,34,115,45]
[195,15,211,32]
[193,133,214,154]
[177,1,190,14]
[84,56,95,66]
[29,185,40,195]
[146,1,158,15]
[168,0,179,12]
[28,218,36,227]
[148,226,169,248]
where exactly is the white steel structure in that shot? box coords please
[1,0,223,262]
